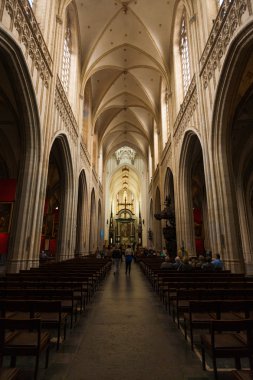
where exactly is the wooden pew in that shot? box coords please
[0,318,50,380]
[163,281,253,312]
[0,299,68,351]
[183,300,253,350]
[172,288,253,327]
[232,370,253,380]
[0,289,78,328]
[201,319,253,380]
[0,368,20,380]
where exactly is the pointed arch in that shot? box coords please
[154,187,162,251]
[44,134,74,261]
[89,188,97,253]
[210,22,253,272]
[75,169,88,255]
[0,30,43,271]
[148,198,154,248]
[164,167,175,206]
[97,199,102,249]
[177,131,207,256]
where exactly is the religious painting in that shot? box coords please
[120,222,131,238]
[0,202,13,233]
[194,224,202,238]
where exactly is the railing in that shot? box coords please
[173,75,197,143]
[92,165,98,183]
[55,76,78,143]
[80,141,91,166]
[3,0,53,87]
[200,0,248,88]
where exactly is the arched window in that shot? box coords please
[83,86,90,146]
[62,18,71,93]
[180,13,191,95]
[161,82,169,148]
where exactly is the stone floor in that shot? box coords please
[3,262,247,380]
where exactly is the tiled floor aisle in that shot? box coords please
[40,262,216,380]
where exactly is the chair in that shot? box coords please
[0,318,50,380]
[201,319,253,379]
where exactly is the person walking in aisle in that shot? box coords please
[112,245,122,275]
[125,244,133,275]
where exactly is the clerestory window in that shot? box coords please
[180,13,191,95]
[61,23,71,93]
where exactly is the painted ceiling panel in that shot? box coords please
[103,122,149,146]
[101,93,151,112]
[102,108,150,140]
[85,8,164,71]
[76,0,120,59]
[129,67,162,110]
[85,44,162,78]
[90,69,121,112]
[129,0,175,68]
[97,71,153,112]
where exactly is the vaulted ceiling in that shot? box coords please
[76,0,175,162]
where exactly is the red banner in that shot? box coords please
[0,179,17,201]
[0,233,9,254]
[49,239,57,254]
[195,238,204,255]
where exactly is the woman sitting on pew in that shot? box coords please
[177,257,192,272]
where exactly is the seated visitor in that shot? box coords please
[160,246,167,257]
[201,256,214,271]
[40,250,48,259]
[189,256,197,268]
[177,257,192,272]
[160,256,173,269]
[172,256,181,269]
[95,247,101,258]
[211,253,224,270]
[195,255,205,268]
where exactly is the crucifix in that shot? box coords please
[117,196,133,217]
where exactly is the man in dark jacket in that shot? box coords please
[112,245,122,275]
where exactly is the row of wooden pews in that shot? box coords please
[232,370,253,379]
[0,256,112,379]
[139,257,253,379]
